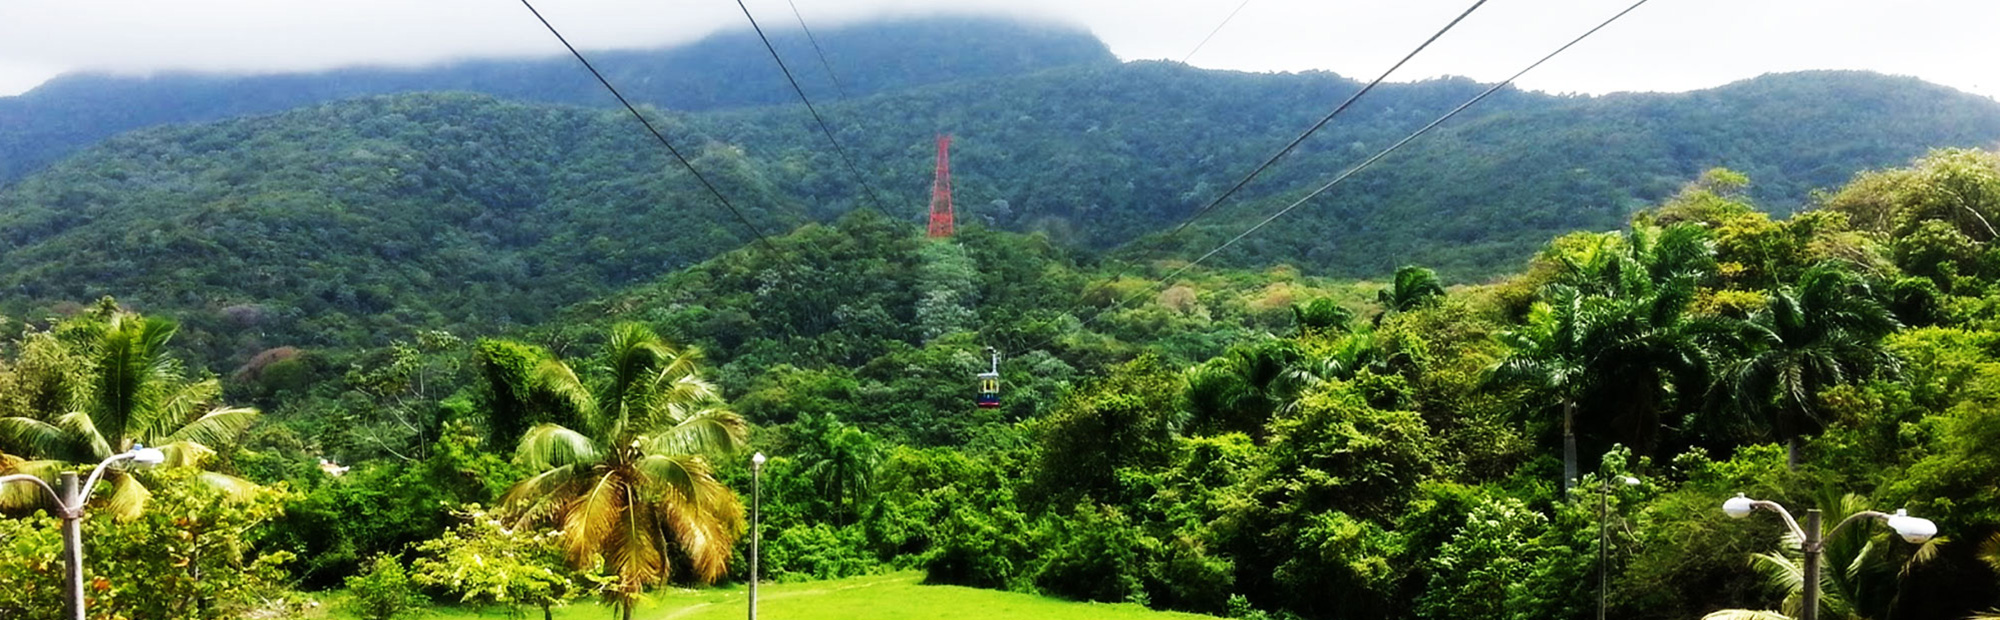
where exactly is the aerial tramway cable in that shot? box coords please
[515,0,793,263]
[1005,0,1656,358]
[783,0,850,100]
[732,0,896,220]
[1183,0,1255,64]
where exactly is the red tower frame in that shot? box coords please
[927,134,955,238]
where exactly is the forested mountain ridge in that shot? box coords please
[2,67,1997,369]
[0,15,1114,183]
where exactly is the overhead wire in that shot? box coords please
[732,0,895,219]
[515,0,791,260]
[1005,0,1655,357]
[993,0,1491,356]
[783,0,849,100]
[1182,0,1253,64]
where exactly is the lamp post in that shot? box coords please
[0,445,166,620]
[1721,494,1937,620]
[1598,475,1639,620]
[749,451,765,620]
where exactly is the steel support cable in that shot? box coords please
[999,0,1491,355]
[1007,0,1654,358]
[784,0,849,100]
[1183,0,1255,64]
[516,0,790,259]
[1165,0,1491,240]
[732,0,895,220]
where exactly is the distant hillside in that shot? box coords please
[1,68,1996,367]
[0,15,1114,183]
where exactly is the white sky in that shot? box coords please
[0,0,1994,100]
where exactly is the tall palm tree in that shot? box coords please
[1724,265,1900,469]
[1491,278,1722,488]
[0,312,258,517]
[496,323,746,620]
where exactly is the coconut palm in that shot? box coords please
[496,323,746,620]
[1724,265,1900,469]
[0,311,258,517]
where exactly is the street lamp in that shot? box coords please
[749,451,765,620]
[1721,494,1937,620]
[1599,475,1639,620]
[0,445,166,620]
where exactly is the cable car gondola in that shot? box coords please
[976,347,1001,408]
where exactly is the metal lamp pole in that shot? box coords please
[0,446,167,620]
[1722,494,1938,620]
[749,452,765,620]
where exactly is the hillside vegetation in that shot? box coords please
[3,149,2000,619]
[0,16,1115,183]
[2,65,1996,369]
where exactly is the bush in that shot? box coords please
[347,554,426,620]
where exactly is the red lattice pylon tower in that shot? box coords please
[927,134,955,238]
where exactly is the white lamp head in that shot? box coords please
[1620,476,1640,486]
[128,444,166,467]
[1886,509,1937,544]
[752,452,766,467]
[1723,494,1756,518]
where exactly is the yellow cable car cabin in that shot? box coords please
[977,347,1001,408]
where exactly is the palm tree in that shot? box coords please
[1703,495,1942,620]
[496,323,747,620]
[1724,265,1900,469]
[1183,340,1314,437]
[1376,265,1446,321]
[0,311,258,517]
[792,414,882,525]
[1491,278,1722,488]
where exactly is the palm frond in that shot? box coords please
[1902,534,1949,578]
[643,409,746,458]
[104,472,150,520]
[194,471,261,501]
[644,454,741,583]
[0,459,66,511]
[1978,532,2000,573]
[142,377,224,441]
[0,416,77,461]
[156,440,218,468]
[531,359,599,437]
[517,424,604,471]
[500,464,586,523]
[563,472,629,570]
[160,406,259,449]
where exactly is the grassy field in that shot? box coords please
[320,572,1220,620]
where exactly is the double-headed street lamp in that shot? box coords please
[0,445,166,620]
[1722,493,1937,620]
[749,451,765,620]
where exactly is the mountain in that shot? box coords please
[0,15,1115,183]
[1,60,1997,367]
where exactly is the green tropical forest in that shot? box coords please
[2,14,2000,620]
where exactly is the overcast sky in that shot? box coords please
[1,0,1994,100]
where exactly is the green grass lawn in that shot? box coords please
[321,572,1219,620]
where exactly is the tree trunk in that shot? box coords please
[1563,400,1579,492]
[542,603,553,620]
[1787,436,1801,471]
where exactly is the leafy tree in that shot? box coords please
[1724,265,1900,468]
[347,554,427,620]
[495,323,747,620]
[1030,354,1184,505]
[0,307,258,517]
[412,506,603,620]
